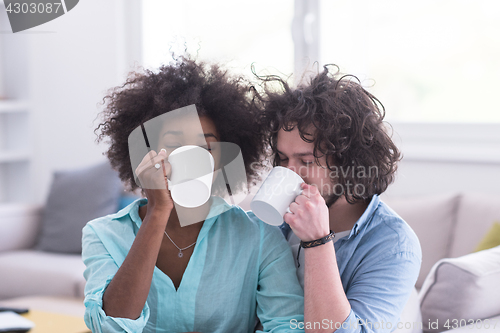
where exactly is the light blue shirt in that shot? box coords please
[281,195,422,333]
[82,197,305,333]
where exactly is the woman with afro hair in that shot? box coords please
[82,56,304,333]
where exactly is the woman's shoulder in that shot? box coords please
[84,198,146,236]
[218,204,258,228]
[82,199,146,263]
[220,205,286,241]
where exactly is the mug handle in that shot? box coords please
[285,188,304,214]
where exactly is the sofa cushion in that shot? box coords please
[35,161,122,254]
[0,204,41,252]
[419,245,500,333]
[475,222,500,252]
[381,193,460,289]
[0,250,86,300]
[451,193,500,258]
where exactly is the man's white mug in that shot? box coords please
[250,166,304,226]
[168,145,214,208]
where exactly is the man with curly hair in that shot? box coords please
[256,66,422,332]
[83,56,305,333]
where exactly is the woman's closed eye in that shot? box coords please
[163,142,181,150]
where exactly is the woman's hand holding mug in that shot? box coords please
[134,148,173,211]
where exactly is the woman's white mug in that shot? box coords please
[250,166,304,226]
[168,145,214,208]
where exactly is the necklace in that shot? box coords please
[164,230,196,258]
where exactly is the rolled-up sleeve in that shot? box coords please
[334,251,421,333]
[256,224,305,333]
[82,224,150,333]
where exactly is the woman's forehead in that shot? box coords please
[159,115,218,140]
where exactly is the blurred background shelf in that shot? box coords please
[0,12,31,204]
[0,101,29,113]
[0,151,30,163]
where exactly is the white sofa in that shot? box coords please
[383,192,500,333]
[0,192,499,332]
[0,161,126,301]
[0,203,86,300]
[381,192,500,289]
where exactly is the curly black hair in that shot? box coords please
[254,64,401,204]
[94,55,265,194]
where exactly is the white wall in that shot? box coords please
[22,0,141,204]
[383,123,500,199]
[385,160,500,198]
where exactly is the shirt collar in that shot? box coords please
[347,194,380,239]
[113,196,232,231]
[112,197,147,223]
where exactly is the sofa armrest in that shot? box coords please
[393,287,422,333]
[0,203,43,252]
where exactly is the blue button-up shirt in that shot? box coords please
[82,197,305,333]
[281,195,422,333]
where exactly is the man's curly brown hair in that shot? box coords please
[94,56,265,193]
[255,64,401,204]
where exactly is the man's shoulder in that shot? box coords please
[364,200,422,258]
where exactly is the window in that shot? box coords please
[319,0,500,123]
[140,0,500,162]
[142,0,294,77]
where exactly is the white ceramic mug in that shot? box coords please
[250,166,304,226]
[168,145,214,208]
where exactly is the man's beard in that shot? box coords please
[323,193,341,208]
